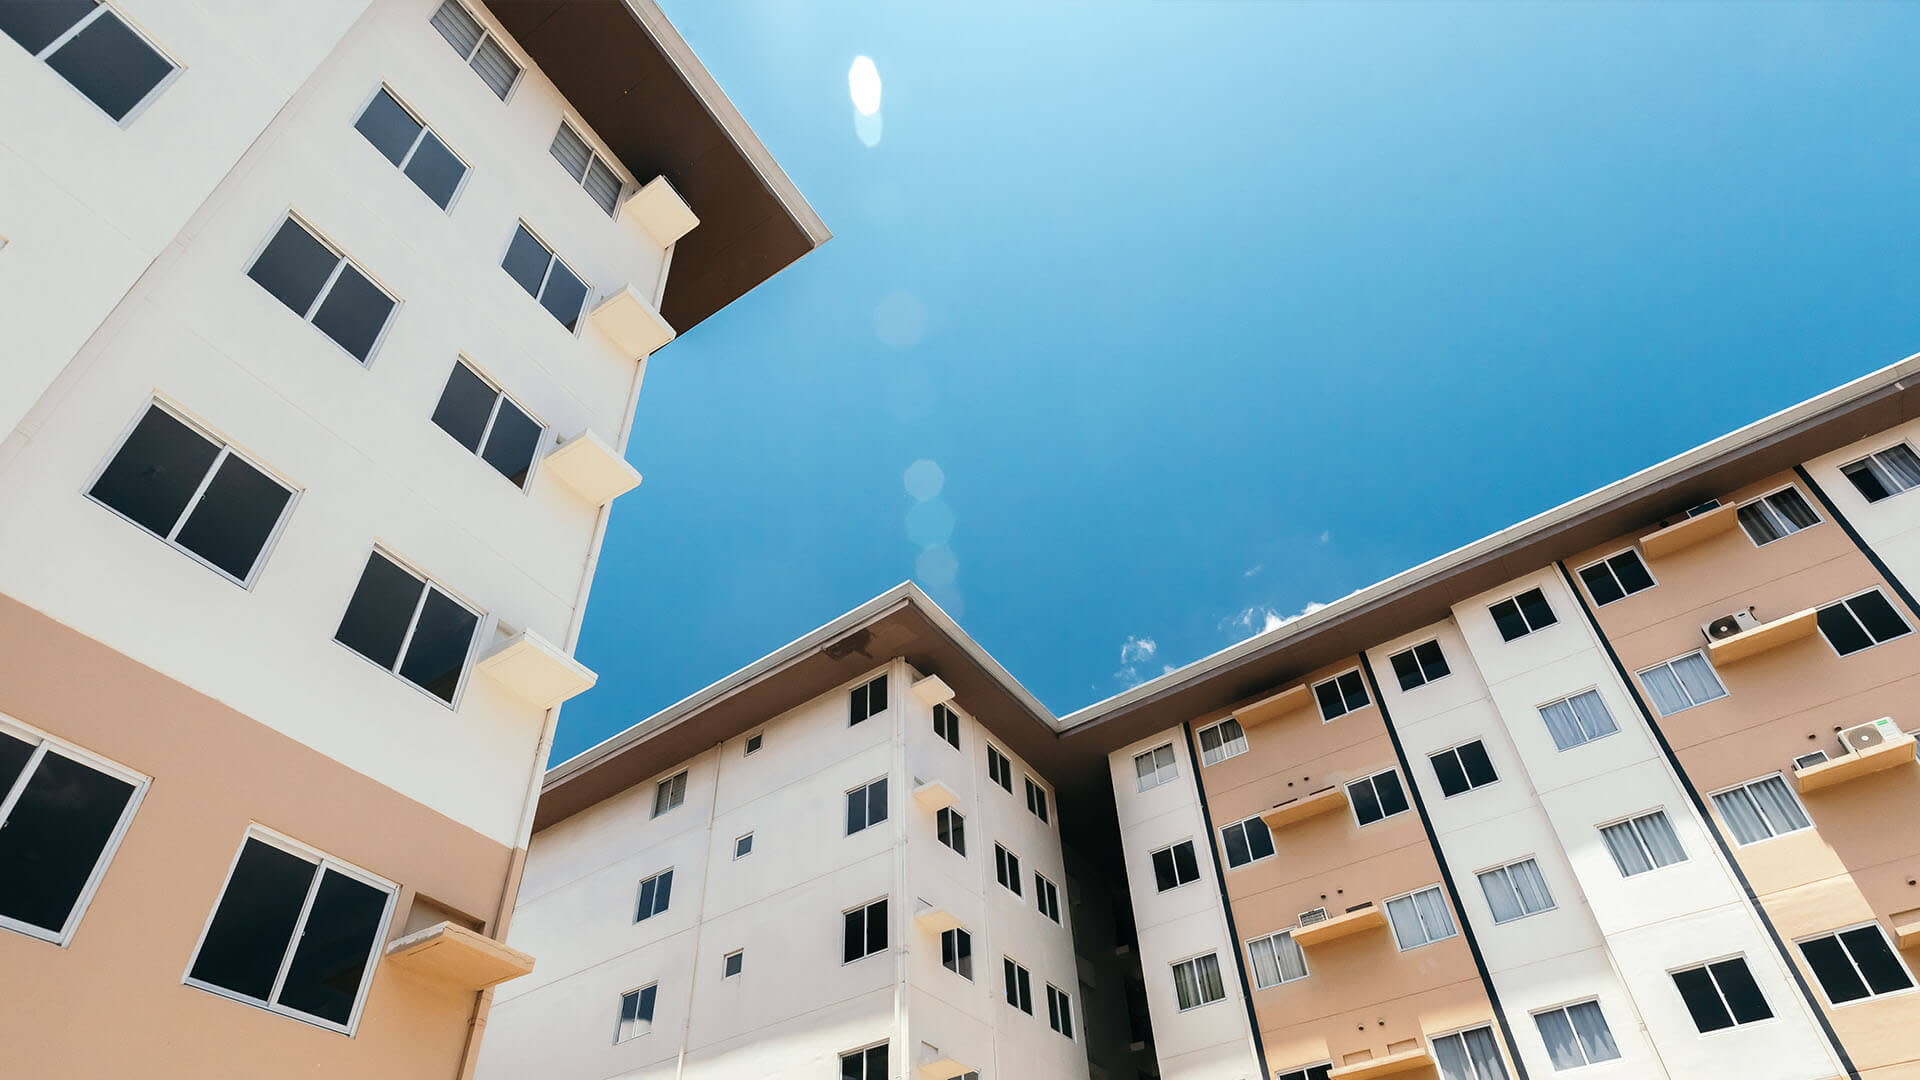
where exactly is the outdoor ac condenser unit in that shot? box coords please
[1840,717,1902,753]
[1702,610,1760,642]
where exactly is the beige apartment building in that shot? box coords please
[0,1,822,1076]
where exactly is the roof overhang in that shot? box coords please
[487,0,829,334]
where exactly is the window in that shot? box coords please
[1220,815,1275,867]
[1314,670,1370,720]
[634,868,672,922]
[1151,841,1200,892]
[846,777,888,835]
[651,771,687,818]
[1196,717,1249,765]
[995,844,1023,896]
[1737,487,1820,546]
[1818,589,1911,656]
[185,832,394,1031]
[248,216,398,362]
[501,224,589,331]
[1842,444,1920,504]
[1246,928,1307,989]
[744,732,762,755]
[549,121,624,215]
[1577,549,1656,606]
[1599,811,1686,876]
[721,949,743,978]
[1538,689,1617,751]
[842,898,887,963]
[1637,652,1727,715]
[430,0,520,99]
[936,806,966,856]
[333,550,481,704]
[1388,639,1452,691]
[941,926,972,979]
[849,674,888,725]
[1036,873,1061,923]
[1532,1000,1620,1070]
[1134,743,1177,791]
[987,744,1013,791]
[1798,923,1915,1004]
[1385,886,1457,950]
[1432,1026,1511,1080]
[0,722,145,944]
[354,88,467,209]
[1047,984,1075,1037]
[1477,858,1554,923]
[1026,777,1051,823]
[87,402,297,586]
[1490,588,1557,642]
[429,360,545,489]
[0,1,176,122]
[839,1043,888,1080]
[1347,769,1410,826]
[1171,953,1226,1010]
[933,702,960,749]
[1277,1066,1333,1080]
[615,984,655,1042]
[1004,957,1034,1014]
[1711,774,1811,845]
[1672,957,1771,1032]
[733,833,753,859]
[1429,740,1498,798]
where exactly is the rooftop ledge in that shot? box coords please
[1328,1046,1437,1080]
[1639,502,1739,559]
[1706,607,1820,666]
[384,921,534,990]
[544,430,642,507]
[1291,903,1386,949]
[1259,785,1346,831]
[477,629,597,710]
[1236,683,1312,727]
[1795,732,1918,794]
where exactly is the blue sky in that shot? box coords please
[554,2,1920,763]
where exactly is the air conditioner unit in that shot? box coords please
[1702,610,1760,642]
[1793,750,1830,770]
[1840,717,1902,754]
[1685,500,1723,518]
[1297,907,1328,927]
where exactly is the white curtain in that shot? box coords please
[1749,775,1810,834]
[1249,932,1305,988]
[1638,665,1691,716]
[1712,787,1770,845]
[1671,653,1726,706]
[1534,1009,1583,1070]
[1539,700,1584,751]
[1635,810,1686,866]
[1413,887,1455,942]
[1569,690,1616,741]
[1507,859,1553,914]
[1882,445,1920,490]
[1567,1000,1620,1063]
[1461,1026,1509,1080]
[1480,868,1523,923]
[1386,894,1426,950]
[1601,820,1653,875]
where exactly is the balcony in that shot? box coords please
[1639,503,1738,560]
[1236,683,1312,728]
[1259,785,1346,832]
[1706,607,1819,666]
[1328,1046,1436,1080]
[1794,731,1918,794]
[1290,902,1386,948]
[384,921,534,990]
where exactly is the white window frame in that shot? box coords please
[732,832,753,860]
[743,731,763,756]
[940,925,973,980]
[1134,743,1178,791]
[1150,840,1200,892]
[351,83,473,212]
[430,0,524,102]
[1795,921,1918,1007]
[1817,588,1913,657]
[935,805,965,856]
[1003,956,1035,1014]
[14,2,183,127]
[841,897,888,965]
[721,948,743,978]
[1387,638,1452,691]
[435,355,551,492]
[614,981,656,1042]
[1347,767,1410,828]
[331,544,486,710]
[1275,1063,1335,1080]
[180,825,397,1035]
[1841,442,1920,504]
[994,844,1023,896]
[1576,547,1658,606]
[1536,687,1618,752]
[1314,668,1370,721]
[1245,927,1309,990]
[1736,485,1822,546]
[1709,773,1813,846]
[549,116,632,216]
[932,702,961,749]
[1170,951,1227,1012]
[1667,953,1773,1034]
[1476,856,1556,924]
[1635,650,1727,715]
[1046,982,1075,1039]
[1428,739,1500,798]
[845,775,888,836]
[1597,809,1687,877]
[499,220,590,337]
[651,769,688,819]
[1035,872,1061,924]
[1427,1023,1512,1080]
[1383,885,1457,951]
[1025,775,1051,823]
[1196,716,1249,765]
[0,714,150,946]
[986,743,1013,791]
[83,397,302,590]
[1220,814,1276,868]
[1489,586,1559,641]
[1530,998,1620,1069]
[245,210,402,365]
[634,867,672,922]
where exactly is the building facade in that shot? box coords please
[0,0,823,1076]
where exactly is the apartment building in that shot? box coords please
[0,1,823,1076]
[479,589,1142,1080]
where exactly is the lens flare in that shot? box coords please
[848,55,882,116]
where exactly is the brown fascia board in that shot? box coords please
[485,0,829,335]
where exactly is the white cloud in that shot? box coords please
[1244,562,1264,578]
[1224,600,1329,642]
[1119,636,1156,664]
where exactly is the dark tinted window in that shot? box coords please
[1350,770,1408,826]
[1816,603,1873,656]
[1315,670,1368,720]
[538,260,588,330]
[1852,591,1909,644]
[89,406,219,536]
[431,362,496,452]
[173,453,294,581]
[190,838,316,1001]
[635,869,672,921]
[1517,588,1556,630]
[335,552,425,671]
[479,398,542,487]
[404,135,466,208]
[353,89,420,165]
[308,263,394,361]
[0,0,95,54]
[840,1044,888,1080]
[1490,598,1529,641]
[275,869,387,1025]
[0,748,135,935]
[1153,841,1199,891]
[45,8,173,121]
[1842,926,1914,995]
[1431,747,1469,797]
[249,218,339,317]
[1457,740,1498,786]
[502,225,551,296]
[0,729,32,797]
[396,589,479,702]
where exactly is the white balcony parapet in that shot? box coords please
[624,176,700,247]
[912,674,955,706]
[544,430,642,506]
[477,629,597,710]
[591,283,676,360]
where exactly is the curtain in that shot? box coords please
[1433,1034,1474,1080]
[1249,933,1305,988]
[1413,887,1456,941]
[1508,859,1553,914]
[1601,820,1653,875]
[1462,1026,1509,1080]
[1672,653,1726,706]
[1567,1000,1620,1062]
[1636,811,1686,866]
[1639,665,1689,716]
[1773,489,1819,529]
[1480,868,1523,923]
[1196,953,1224,1001]
[1534,1009,1583,1070]
[1738,503,1782,544]
[1539,700,1584,751]
[1749,775,1810,834]
[1569,691,1616,740]
[1712,787,1770,845]
[1386,895,1425,950]
[1173,960,1198,1009]
[1882,445,1920,490]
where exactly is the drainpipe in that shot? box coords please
[672,738,727,1080]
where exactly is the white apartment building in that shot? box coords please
[0,1,823,1075]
